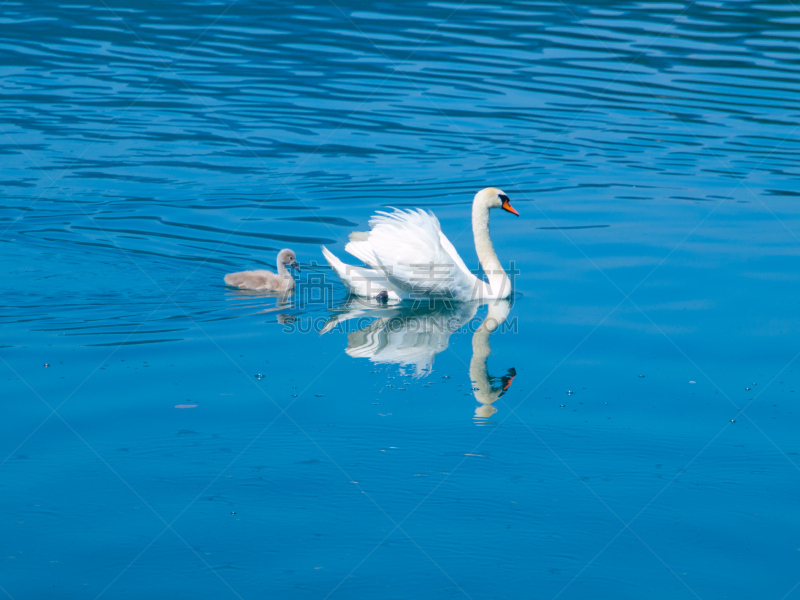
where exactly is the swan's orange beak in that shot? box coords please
[502,199,519,217]
[502,368,517,392]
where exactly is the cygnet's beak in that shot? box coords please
[290,260,301,272]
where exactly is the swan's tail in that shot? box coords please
[322,246,353,291]
[224,271,249,287]
[322,245,401,300]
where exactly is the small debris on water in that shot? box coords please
[254,373,264,379]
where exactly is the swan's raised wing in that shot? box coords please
[437,229,473,280]
[353,209,482,299]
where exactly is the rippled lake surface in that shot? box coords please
[3,1,800,598]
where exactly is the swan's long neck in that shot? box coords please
[472,201,510,298]
[276,260,288,277]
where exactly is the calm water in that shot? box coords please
[2,1,800,598]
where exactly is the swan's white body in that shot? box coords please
[322,188,518,301]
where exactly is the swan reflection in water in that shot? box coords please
[469,300,516,420]
[321,298,516,420]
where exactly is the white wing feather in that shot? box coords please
[321,246,400,299]
[354,209,482,299]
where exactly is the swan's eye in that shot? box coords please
[498,194,510,203]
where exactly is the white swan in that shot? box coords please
[224,248,300,291]
[322,187,519,301]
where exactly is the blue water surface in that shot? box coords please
[2,1,800,599]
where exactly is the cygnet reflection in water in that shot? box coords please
[321,298,516,418]
[224,287,296,316]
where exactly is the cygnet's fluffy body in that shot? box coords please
[224,248,300,291]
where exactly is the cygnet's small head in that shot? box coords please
[278,248,301,272]
[476,187,520,216]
